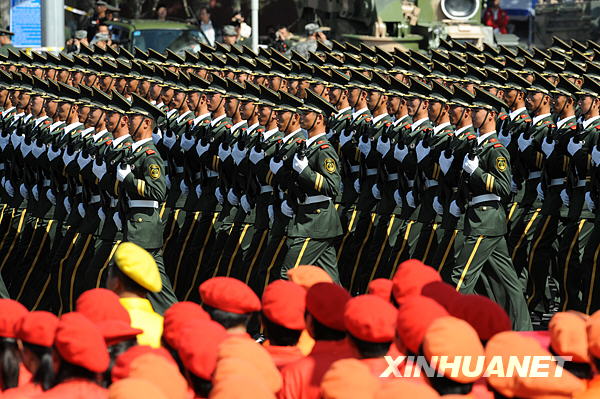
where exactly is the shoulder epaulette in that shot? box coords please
[320,144,330,149]
[44,120,51,124]
[365,117,372,122]
[124,142,132,146]
[493,143,503,148]
[385,122,392,127]
[225,123,232,129]
[317,140,325,144]
[489,138,498,143]
[296,138,304,143]
[500,114,508,120]
[105,140,112,146]
[447,132,454,137]
[524,118,532,123]
[188,120,193,125]
[145,149,155,155]
[467,135,477,140]
[570,125,577,130]
[596,125,600,130]
[520,114,529,119]
[405,124,411,129]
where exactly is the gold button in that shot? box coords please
[482,206,487,211]
[138,218,143,222]
[316,209,321,214]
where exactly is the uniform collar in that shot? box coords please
[336,106,352,117]
[478,130,496,145]
[509,107,527,121]
[132,137,153,151]
[433,121,451,134]
[583,115,600,130]
[282,128,302,143]
[80,126,95,138]
[34,115,49,126]
[351,107,369,121]
[306,132,326,147]
[372,112,389,125]
[230,119,247,133]
[113,134,130,147]
[262,127,279,140]
[455,124,473,136]
[50,120,65,131]
[556,115,575,129]
[247,122,260,134]
[92,129,108,141]
[210,113,227,127]
[531,113,551,125]
[411,117,429,131]
[23,113,33,123]
[166,108,178,118]
[1,106,15,117]
[393,114,409,126]
[175,110,192,123]
[193,112,211,125]
[63,121,83,135]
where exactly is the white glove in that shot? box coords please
[498,129,511,147]
[281,200,294,218]
[241,194,252,213]
[3,179,13,197]
[393,189,402,206]
[517,133,533,152]
[439,152,454,175]
[46,189,56,205]
[77,153,92,169]
[165,175,171,189]
[31,142,45,158]
[358,137,371,156]
[372,184,381,199]
[567,137,583,156]
[227,188,239,205]
[376,136,391,156]
[541,139,555,158]
[152,129,162,145]
[249,147,265,164]
[394,144,408,162]
[536,182,544,201]
[62,150,76,166]
[511,179,519,193]
[20,141,32,157]
[339,129,353,147]
[162,130,176,149]
[215,187,224,204]
[560,189,570,206]
[463,155,479,175]
[433,196,443,215]
[353,178,360,193]
[196,140,210,157]
[293,153,309,174]
[98,207,106,223]
[77,203,86,218]
[32,186,39,201]
[326,128,335,140]
[449,200,462,217]
[218,143,231,161]
[269,158,283,175]
[267,204,274,223]
[586,191,596,211]
[195,185,202,198]
[592,146,600,167]
[64,197,72,214]
[232,145,247,165]
[47,146,61,162]
[180,134,195,152]
[116,164,132,182]
[406,191,416,208]
[112,212,122,231]
[92,161,106,180]
[19,184,28,199]
[180,180,189,194]
[415,141,430,163]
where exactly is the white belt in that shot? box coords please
[577,179,588,187]
[0,165,4,171]
[300,195,331,205]
[469,194,501,206]
[90,195,101,203]
[206,170,219,178]
[387,173,398,181]
[528,171,542,179]
[407,179,414,188]
[110,198,118,207]
[350,165,360,173]
[549,178,565,187]
[128,200,159,208]
[75,186,82,194]
[366,168,378,176]
[425,179,438,188]
[174,166,184,173]
[42,179,51,186]
[260,185,273,193]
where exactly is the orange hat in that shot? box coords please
[199,277,261,314]
[97,320,143,347]
[321,359,380,399]
[423,316,484,383]
[163,301,210,350]
[486,331,586,398]
[288,265,333,290]
[396,295,448,354]
[587,314,600,359]
[375,380,440,399]
[76,288,131,324]
[54,312,109,373]
[549,312,589,363]
[0,299,28,338]
[344,295,397,343]
[306,282,351,331]
[367,279,393,302]
[211,373,276,399]
[177,319,227,380]
[217,335,282,393]
[447,294,511,341]
[128,353,189,399]
[262,280,306,331]
[112,345,176,382]
[392,260,441,304]
[17,311,59,348]
[421,281,461,309]
[108,378,168,399]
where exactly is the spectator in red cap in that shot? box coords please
[43,312,110,398]
[367,279,393,303]
[446,294,511,343]
[199,277,261,336]
[0,299,28,391]
[2,311,58,398]
[344,295,397,378]
[279,282,354,399]
[391,259,441,306]
[261,281,306,369]
[396,295,448,355]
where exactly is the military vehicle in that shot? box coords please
[534,0,600,48]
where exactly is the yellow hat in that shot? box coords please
[114,242,162,293]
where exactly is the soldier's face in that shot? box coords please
[30,96,44,117]
[44,100,58,118]
[18,92,30,110]
[33,68,44,78]
[150,83,162,101]
[78,106,90,123]
[87,108,105,127]
[137,81,150,97]
[85,74,98,88]
[269,77,283,91]
[427,101,445,121]
[9,90,19,105]
[525,91,544,111]
[347,88,361,107]
[187,92,201,111]
[239,101,256,120]
[58,70,70,84]
[57,102,72,121]
[71,71,84,87]
[387,96,400,115]
[299,111,317,130]
[472,107,492,129]
[225,97,240,117]
[406,97,424,116]
[128,115,150,139]
[106,111,123,132]
[127,79,140,96]
[171,91,186,109]
[258,105,275,126]
[254,76,266,86]
[552,94,567,114]
[328,88,342,105]
[288,80,299,96]
[237,73,248,83]
[161,88,175,107]
[100,76,114,92]
[578,95,595,115]
[462,83,476,94]
[46,69,57,80]
[449,105,465,125]
[207,93,223,112]
[310,83,327,97]
[503,89,520,107]
[0,90,9,107]
[276,110,293,131]
[367,91,385,112]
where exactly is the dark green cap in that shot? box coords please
[431,49,449,64]
[238,56,255,74]
[273,90,303,112]
[367,71,390,92]
[147,48,167,64]
[523,56,545,74]
[563,59,586,78]
[299,89,337,116]
[107,88,131,114]
[207,73,228,94]
[504,56,525,73]
[407,59,430,77]
[31,51,47,68]
[258,86,280,107]
[428,59,450,79]
[482,68,507,89]
[572,39,589,53]
[532,47,549,60]
[406,76,431,99]
[188,73,210,92]
[329,69,350,89]
[449,51,467,66]
[306,51,325,67]
[165,49,185,65]
[551,76,579,98]
[552,36,571,53]
[526,72,555,95]
[57,81,80,103]
[312,66,332,85]
[549,48,568,63]
[428,80,453,103]
[347,70,371,90]
[270,59,292,78]
[449,84,475,107]
[409,49,430,64]
[576,75,600,97]
[472,86,507,111]
[243,81,261,102]
[504,70,531,91]
[586,62,600,79]
[324,52,344,68]
[499,45,517,59]
[225,78,245,99]
[133,47,149,61]
[464,64,487,83]
[447,64,466,82]
[385,76,409,97]
[91,87,113,110]
[542,59,564,77]
[129,93,164,120]
[390,55,411,74]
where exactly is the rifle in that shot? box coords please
[456,137,482,212]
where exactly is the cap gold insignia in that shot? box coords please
[149,164,161,179]
[324,158,336,173]
[496,157,507,172]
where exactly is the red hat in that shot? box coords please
[112,345,176,382]
[177,319,228,380]
[97,320,143,347]
[0,299,28,338]
[54,312,109,373]
[367,279,393,303]
[262,280,306,331]
[391,260,441,304]
[163,301,210,350]
[199,277,261,314]
[17,311,59,347]
[447,294,511,341]
[306,283,351,331]
[396,295,448,354]
[344,295,397,343]
[76,288,130,324]
[288,265,333,290]
[421,281,461,309]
